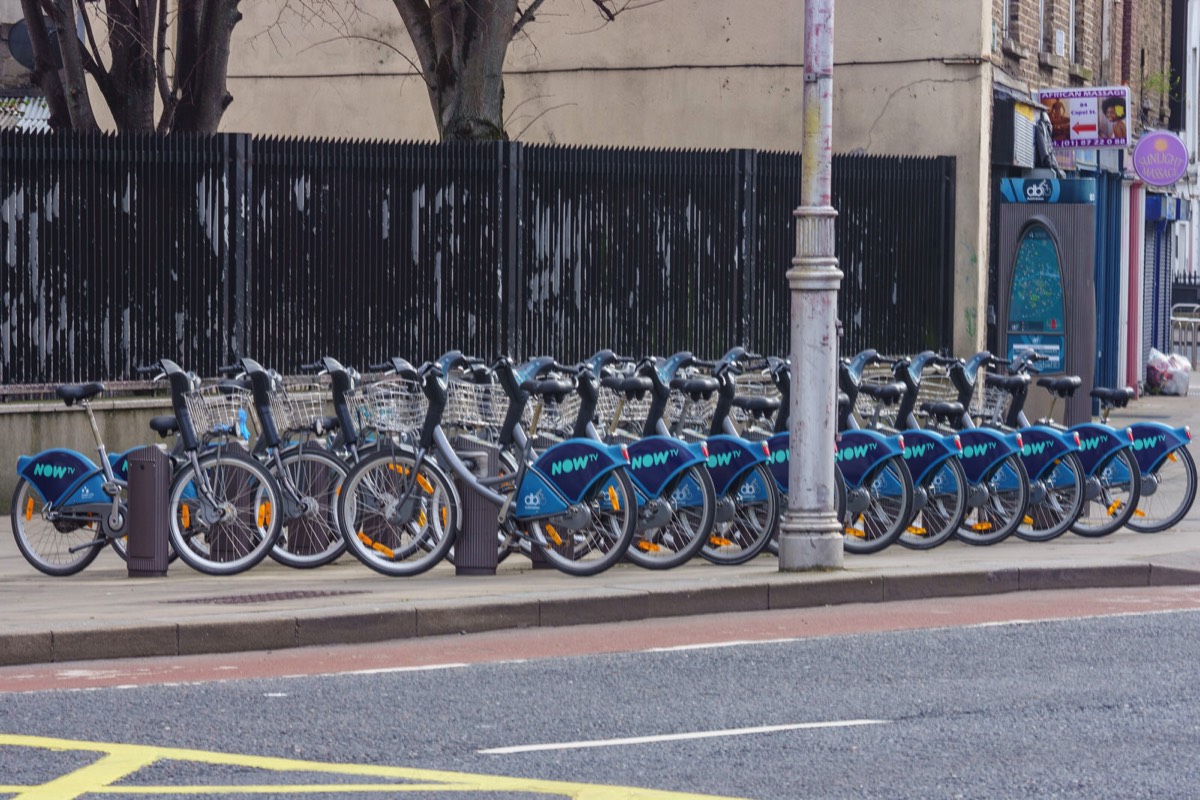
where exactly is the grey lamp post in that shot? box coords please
[777,0,844,571]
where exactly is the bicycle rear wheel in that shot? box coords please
[529,467,638,576]
[956,453,1028,546]
[11,478,104,576]
[703,463,779,565]
[269,445,349,569]
[1070,448,1141,537]
[167,450,282,575]
[1126,446,1197,533]
[843,454,913,554]
[338,447,460,576]
[626,465,716,569]
[899,457,968,550]
[1015,452,1086,542]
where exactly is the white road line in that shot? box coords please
[343,663,469,676]
[478,719,890,754]
[647,638,799,653]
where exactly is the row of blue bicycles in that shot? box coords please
[11,347,1195,578]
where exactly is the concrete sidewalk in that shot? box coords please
[1,392,1198,668]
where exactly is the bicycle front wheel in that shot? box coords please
[843,454,913,555]
[10,478,104,576]
[899,457,968,550]
[626,465,716,569]
[337,447,460,576]
[956,453,1028,546]
[1071,448,1141,537]
[1126,446,1197,533]
[1015,452,1086,542]
[269,446,350,569]
[167,451,282,575]
[703,463,780,565]
[530,468,638,576]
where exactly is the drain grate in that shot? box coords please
[168,589,368,605]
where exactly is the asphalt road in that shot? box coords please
[3,595,1200,799]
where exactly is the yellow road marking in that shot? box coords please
[0,734,747,799]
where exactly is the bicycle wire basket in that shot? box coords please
[268,380,331,434]
[444,379,511,432]
[348,376,428,436]
[523,392,583,439]
[183,383,257,442]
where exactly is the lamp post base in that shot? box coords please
[777,511,844,571]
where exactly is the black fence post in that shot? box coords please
[736,149,758,349]
[502,141,523,359]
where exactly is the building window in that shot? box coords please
[1069,0,1079,63]
[1003,0,1022,41]
[1040,0,1049,51]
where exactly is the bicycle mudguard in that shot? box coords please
[897,429,959,485]
[16,450,106,507]
[517,439,630,516]
[1127,422,1192,473]
[1068,423,1133,476]
[834,429,903,488]
[622,436,707,498]
[955,428,1021,484]
[702,434,770,497]
[1017,425,1079,481]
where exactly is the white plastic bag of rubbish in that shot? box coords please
[1147,347,1192,396]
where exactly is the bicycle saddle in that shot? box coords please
[1036,375,1082,397]
[669,376,719,400]
[1091,386,1135,407]
[731,395,781,418]
[601,375,652,399]
[148,415,179,437]
[920,401,965,422]
[858,382,905,405]
[984,372,1030,391]
[520,378,574,404]
[57,382,105,406]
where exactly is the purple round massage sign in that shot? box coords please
[1132,130,1189,187]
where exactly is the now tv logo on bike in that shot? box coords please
[32,462,76,480]
[549,453,599,475]
[835,442,877,462]
[630,450,674,471]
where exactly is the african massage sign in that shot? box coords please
[1132,130,1189,187]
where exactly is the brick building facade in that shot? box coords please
[991,0,1173,135]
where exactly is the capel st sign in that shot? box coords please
[1133,130,1189,187]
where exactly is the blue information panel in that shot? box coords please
[1008,224,1065,372]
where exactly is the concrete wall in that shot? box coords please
[0,399,173,513]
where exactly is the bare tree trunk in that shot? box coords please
[17,0,73,129]
[31,0,100,129]
[101,0,157,130]
[395,0,517,141]
[172,0,242,132]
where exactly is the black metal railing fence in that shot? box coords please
[0,131,956,386]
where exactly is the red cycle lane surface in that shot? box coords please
[4,585,1200,694]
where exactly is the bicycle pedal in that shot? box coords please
[1106,501,1123,515]
[636,540,661,552]
[906,526,928,536]
[969,521,993,531]
[544,524,563,546]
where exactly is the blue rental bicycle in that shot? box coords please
[12,382,137,575]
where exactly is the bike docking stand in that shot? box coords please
[125,446,172,577]
[450,434,503,576]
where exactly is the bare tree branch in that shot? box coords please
[298,34,434,89]
[513,0,547,36]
